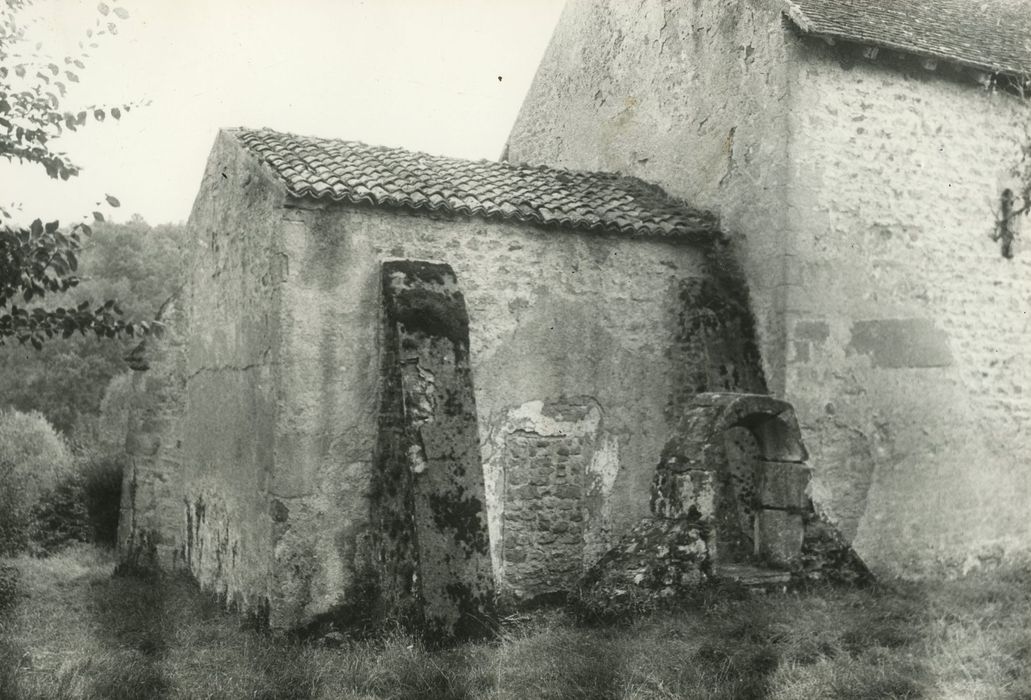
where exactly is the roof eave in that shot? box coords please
[782,3,1031,80]
[283,190,722,244]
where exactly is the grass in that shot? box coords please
[1,546,1029,699]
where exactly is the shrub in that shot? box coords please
[28,475,92,556]
[0,459,30,555]
[22,452,126,556]
[0,410,74,554]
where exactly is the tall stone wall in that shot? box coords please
[506,0,794,390]
[505,0,1031,576]
[783,43,1031,575]
[273,202,751,604]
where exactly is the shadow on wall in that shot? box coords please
[805,419,878,545]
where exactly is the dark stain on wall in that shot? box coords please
[385,260,471,354]
[669,242,767,420]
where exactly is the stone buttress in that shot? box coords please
[373,260,496,644]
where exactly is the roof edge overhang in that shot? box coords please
[782,0,1031,81]
[225,126,724,245]
[281,189,725,247]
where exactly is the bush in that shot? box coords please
[0,460,30,555]
[0,410,74,554]
[0,409,124,556]
[25,452,125,556]
[28,475,92,556]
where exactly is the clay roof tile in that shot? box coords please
[784,0,1031,76]
[232,127,718,241]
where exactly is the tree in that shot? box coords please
[0,0,152,348]
[0,217,185,435]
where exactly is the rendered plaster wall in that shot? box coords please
[783,44,1031,575]
[506,0,794,390]
[275,202,727,600]
[173,130,287,619]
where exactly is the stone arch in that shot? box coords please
[655,393,812,567]
[730,410,807,464]
[658,393,807,471]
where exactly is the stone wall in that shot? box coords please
[505,0,1031,576]
[274,201,745,604]
[506,0,794,389]
[489,399,598,599]
[119,130,292,621]
[116,310,187,572]
[783,42,1031,575]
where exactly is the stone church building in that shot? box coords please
[119,127,776,637]
[118,0,1031,639]
[507,0,1031,577]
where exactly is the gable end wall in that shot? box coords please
[176,131,287,615]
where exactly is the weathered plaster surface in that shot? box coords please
[121,130,291,621]
[277,201,718,602]
[506,0,1031,576]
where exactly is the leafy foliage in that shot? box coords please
[0,408,125,556]
[0,219,151,349]
[1,0,137,183]
[0,408,74,554]
[27,473,92,555]
[0,217,184,435]
[0,463,30,554]
[1,0,152,347]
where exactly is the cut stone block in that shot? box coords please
[758,461,811,511]
[755,509,804,568]
[716,563,791,588]
[650,469,717,522]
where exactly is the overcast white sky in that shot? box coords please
[0,0,565,225]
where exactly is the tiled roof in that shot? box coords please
[231,128,718,240]
[784,0,1031,76]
